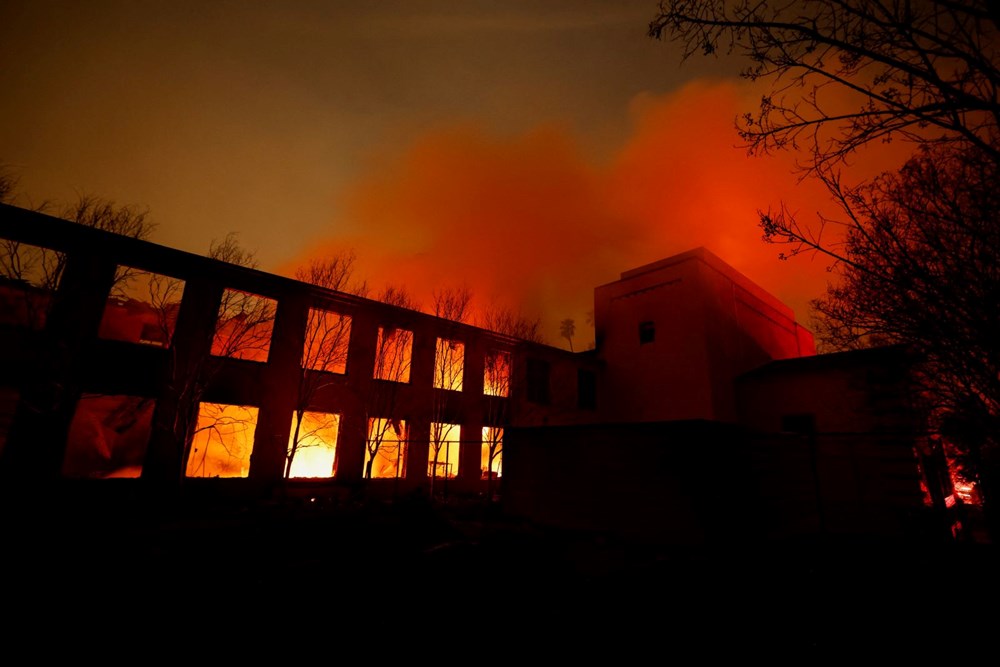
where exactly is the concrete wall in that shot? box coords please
[594,247,813,424]
[736,346,945,539]
[502,421,749,545]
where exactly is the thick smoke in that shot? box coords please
[289,81,903,347]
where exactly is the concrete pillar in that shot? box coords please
[143,276,224,483]
[408,324,435,481]
[459,334,486,484]
[407,418,430,482]
[250,292,309,482]
[339,309,378,481]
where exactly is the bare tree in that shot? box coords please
[168,235,276,481]
[428,286,472,496]
[650,1,1000,174]
[478,305,543,499]
[363,285,418,481]
[0,163,17,203]
[480,305,545,344]
[650,0,1000,533]
[208,231,258,269]
[806,143,1000,524]
[285,251,367,478]
[482,349,511,499]
[1,194,155,328]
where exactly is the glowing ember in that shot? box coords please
[954,480,979,505]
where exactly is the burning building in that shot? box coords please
[0,203,954,541]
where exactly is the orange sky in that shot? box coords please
[1,2,909,348]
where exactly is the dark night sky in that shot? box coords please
[0,1,902,344]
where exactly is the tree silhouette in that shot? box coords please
[428,286,472,496]
[363,285,417,481]
[285,252,367,479]
[166,234,275,481]
[560,318,575,352]
[650,1,1000,174]
[479,305,543,500]
[0,164,16,203]
[1,192,155,328]
[651,0,1000,537]
[804,143,1000,527]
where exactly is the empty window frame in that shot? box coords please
[428,422,461,479]
[482,426,503,479]
[0,239,65,329]
[302,308,352,374]
[484,350,511,397]
[62,394,154,479]
[286,411,340,478]
[433,338,464,392]
[211,289,277,362]
[365,417,408,479]
[374,327,413,383]
[98,266,185,347]
[186,403,259,478]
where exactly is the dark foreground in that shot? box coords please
[1,486,996,655]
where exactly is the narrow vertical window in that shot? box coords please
[639,321,655,345]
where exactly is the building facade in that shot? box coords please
[0,204,953,540]
[0,204,596,494]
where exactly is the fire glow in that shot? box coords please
[287,411,340,479]
[186,403,259,478]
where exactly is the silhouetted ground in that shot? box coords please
[1,487,996,654]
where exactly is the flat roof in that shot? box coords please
[601,246,794,320]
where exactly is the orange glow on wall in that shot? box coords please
[373,326,412,383]
[428,422,460,478]
[98,266,184,347]
[366,417,407,478]
[433,338,464,391]
[62,394,154,478]
[210,288,276,362]
[482,426,502,478]
[484,350,511,397]
[186,402,259,478]
[303,307,351,374]
[287,411,340,478]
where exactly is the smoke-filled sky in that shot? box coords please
[0,1,901,346]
